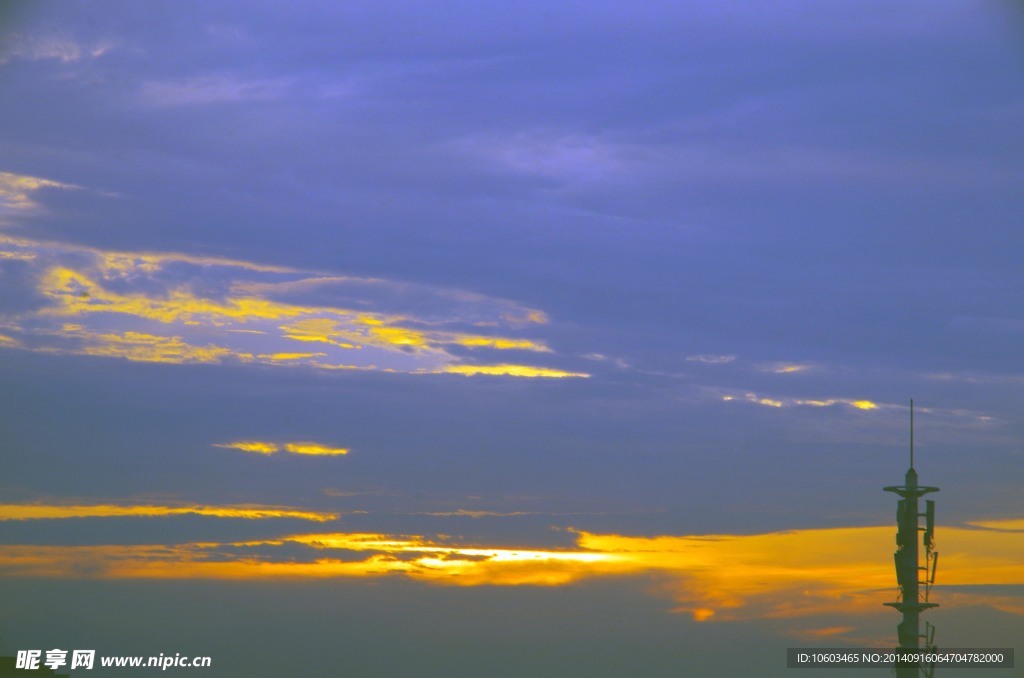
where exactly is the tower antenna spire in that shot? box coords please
[910,398,914,470]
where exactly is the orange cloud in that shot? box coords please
[1,522,1019,626]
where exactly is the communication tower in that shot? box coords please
[883,400,939,678]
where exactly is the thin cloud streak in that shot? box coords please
[720,391,880,411]
[139,75,295,107]
[283,442,350,456]
[213,440,349,456]
[0,503,337,522]
[0,33,113,64]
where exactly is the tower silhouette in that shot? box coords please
[883,400,939,678]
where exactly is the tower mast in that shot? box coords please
[884,400,940,677]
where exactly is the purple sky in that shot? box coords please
[1,2,1022,675]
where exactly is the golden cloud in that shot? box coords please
[441,364,589,378]
[283,442,350,456]
[0,235,574,377]
[38,266,315,325]
[214,440,349,456]
[449,335,551,352]
[0,503,336,522]
[259,352,328,361]
[75,330,239,364]
[0,172,79,212]
[213,441,280,454]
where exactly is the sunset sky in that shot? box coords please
[1,2,1023,675]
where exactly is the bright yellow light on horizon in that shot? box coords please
[2,522,1021,624]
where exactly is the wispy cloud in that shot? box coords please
[440,364,588,378]
[212,441,280,455]
[0,503,336,522]
[965,518,1024,532]
[68,328,239,364]
[283,442,349,456]
[0,34,113,64]
[0,234,581,377]
[721,391,880,411]
[926,370,1024,386]
[139,75,294,107]
[213,440,349,456]
[716,392,1005,435]
[757,361,815,374]
[0,172,80,214]
[453,130,640,185]
[686,354,737,365]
